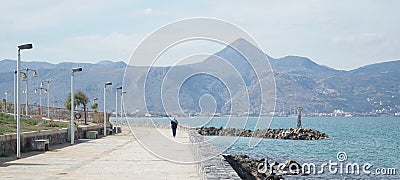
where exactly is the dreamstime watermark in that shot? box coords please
[257,152,397,176]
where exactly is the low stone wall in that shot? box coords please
[76,125,104,139]
[0,129,68,156]
[197,127,329,140]
[189,130,241,180]
[0,125,104,156]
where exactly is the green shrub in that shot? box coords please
[21,147,30,153]
[0,153,9,157]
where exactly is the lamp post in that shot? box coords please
[35,85,47,117]
[104,82,112,136]
[53,100,58,119]
[13,71,26,118]
[14,71,17,119]
[41,81,50,118]
[121,91,126,121]
[71,67,82,144]
[116,86,122,128]
[53,100,58,108]
[17,43,33,159]
[93,97,98,112]
[21,68,37,116]
[22,89,26,115]
[4,90,8,113]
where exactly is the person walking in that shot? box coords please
[170,118,178,137]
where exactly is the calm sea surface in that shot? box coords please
[122,117,400,178]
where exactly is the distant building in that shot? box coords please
[333,109,345,116]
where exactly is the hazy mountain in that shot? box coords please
[0,39,398,116]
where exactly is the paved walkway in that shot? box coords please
[0,126,201,180]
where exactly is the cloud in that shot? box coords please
[138,8,166,16]
[58,32,143,62]
[332,33,385,44]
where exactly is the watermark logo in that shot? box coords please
[257,152,397,177]
[336,151,347,162]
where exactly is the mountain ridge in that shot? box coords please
[0,39,398,116]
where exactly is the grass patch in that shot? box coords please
[0,113,68,135]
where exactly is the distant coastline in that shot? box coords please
[115,113,400,119]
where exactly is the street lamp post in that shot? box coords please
[116,86,122,130]
[41,81,50,118]
[53,100,58,119]
[13,71,27,118]
[121,91,126,122]
[53,100,58,108]
[16,43,33,159]
[115,87,120,121]
[22,68,37,116]
[104,82,112,136]
[22,89,27,115]
[71,67,82,145]
[4,90,8,113]
[14,71,17,120]
[35,85,47,117]
[93,97,98,112]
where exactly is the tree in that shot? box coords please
[64,91,89,124]
[91,103,98,112]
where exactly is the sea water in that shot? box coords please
[123,117,400,178]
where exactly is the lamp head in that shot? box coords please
[117,86,123,90]
[105,82,112,86]
[21,73,28,81]
[32,70,38,77]
[18,44,33,50]
[72,67,83,73]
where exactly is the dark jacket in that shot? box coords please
[171,119,178,129]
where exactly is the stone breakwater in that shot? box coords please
[197,127,329,140]
[224,155,306,180]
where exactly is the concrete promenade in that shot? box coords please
[0,126,201,179]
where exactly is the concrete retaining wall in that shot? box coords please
[76,125,104,139]
[0,125,104,156]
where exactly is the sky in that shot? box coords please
[0,0,399,70]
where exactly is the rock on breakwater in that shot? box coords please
[223,155,306,180]
[196,127,328,140]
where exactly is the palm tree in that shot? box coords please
[64,91,89,124]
